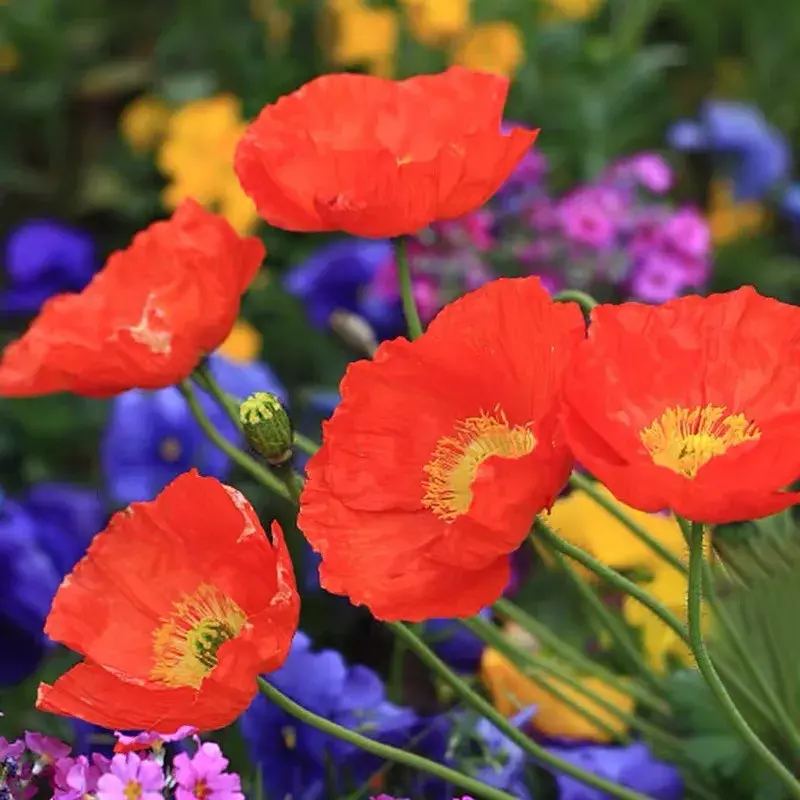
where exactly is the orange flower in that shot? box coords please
[36,471,299,732]
[234,67,538,238]
[299,277,584,620]
[0,201,264,398]
[561,287,800,523]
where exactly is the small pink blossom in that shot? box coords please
[0,737,25,760]
[96,753,163,800]
[620,153,673,194]
[558,192,617,250]
[173,742,244,800]
[661,207,710,259]
[114,726,197,754]
[53,754,110,800]
[24,732,71,763]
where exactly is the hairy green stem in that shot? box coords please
[395,237,423,339]
[552,289,598,312]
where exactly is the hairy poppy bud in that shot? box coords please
[240,392,293,465]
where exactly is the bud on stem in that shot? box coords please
[240,392,293,466]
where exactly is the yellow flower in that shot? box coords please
[543,483,687,579]
[541,0,604,22]
[622,565,693,671]
[400,0,471,47]
[0,43,18,73]
[481,646,633,742]
[324,0,399,77]
[452,21,524,78]
[250,0,293,43]
[708,179,767,245]
[218,319,263,364]
[119,95,172,154]
[157,94,258,236]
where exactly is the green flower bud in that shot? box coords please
[239,392,293,465]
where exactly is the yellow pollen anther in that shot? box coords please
[282,725,297,750]
[159,436,183,462]
[640,404,761,479]
[124,781,143,800]
[151,584,247,689]
[422,406,536,522]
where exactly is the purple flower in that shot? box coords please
[1,220,96,314]
[423,609,491,673]
[96,753,163,800]
[0,740,25,761]
[668,100,790,201]
[24,733,70,763]
[660,208,710,260]
[545,742,682,800]
[53,754,110,800]
[610,154,673,194]
[113,726,197,754]
[629,253,693,303]
[558,189,620,250]
[173,742,244,800]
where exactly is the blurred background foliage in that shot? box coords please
[5,0,800,796]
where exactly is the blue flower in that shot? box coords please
[101,354,286,505]
[668,101,790,201]
[422,609,491,673]
[545,742,683,800]
[284,238,402,338]
[240,631,418,800]
[1,220,97,314]
[0,484,103,685]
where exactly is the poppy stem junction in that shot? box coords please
[686,521,800,798]
[387,621,652,800]
[255,677,518,800]
[395,237,424,340]
[178,380,293,502]
[569,472,686,574]
[552,289,598,313]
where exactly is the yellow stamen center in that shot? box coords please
[422,406,536,522]
[640,404,761,479]
[282,725,297,750]
[124,781,143,800]
[151,584,247,689]
[159,436,183,462]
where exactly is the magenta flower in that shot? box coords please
[96,753,163,800]
[660,207,710,260]
[53,754,110,800]
[114,726,197,754]
[615,153,673,194]
[173,742,244,800]
[24,732,70,763]
[0,737,25,759]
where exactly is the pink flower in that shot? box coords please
[24,732,71,763]
[661,207,710,259]
[0,737,25,759]
[558,190,618,249]
[53,754,110,800]
[114,726,197,754]
[173,742,244,800]
[619,153,673,194]
[96,753,163,800]
[630,253,691,303]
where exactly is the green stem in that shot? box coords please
[464,617,625,742]
[294,430,319,456]
[539,531,664,693]
[686,523,800,799]
[256,678,517,800]
[395,237,423,339]
[569,472,686,574]
[178,381,293,502]
[552,289,598,312]
[193,363,241,423]
[493,598,669,714]
[388,622,652,800]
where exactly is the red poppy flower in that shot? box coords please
[561,286,800,524]
[234,67,538,238]
[298,277,585,621]
[0,200,264,398]
[36,470,299,732]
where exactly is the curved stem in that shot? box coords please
[395,237,423,340]
[294,431,319,456]
[492,598,669,714]
[569,472,686,574]
[256,678,517,800]
[178,381,293,503]
[686,523,800,799]
[552,289,598,312]
[388,622,651,800]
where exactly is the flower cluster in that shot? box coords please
[0,729,243,800]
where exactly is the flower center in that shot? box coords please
[151,583,247,689]
[193,779,210,799]
[640,404,761,479]
[159,436,183,462]
[422,406,536,522]
[124,781,143,800]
